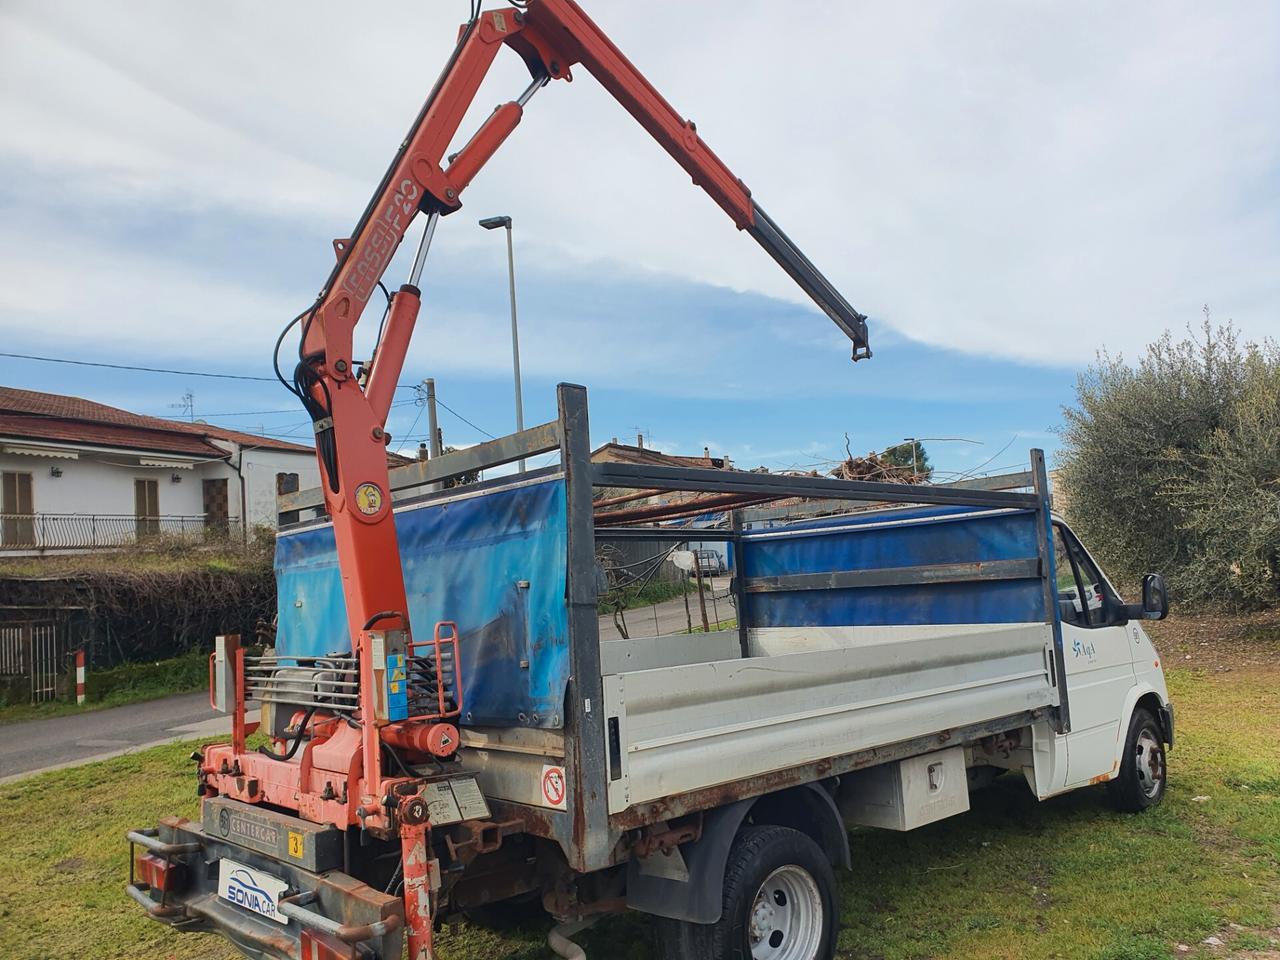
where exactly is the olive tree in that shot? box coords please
[1057,318,1279,608]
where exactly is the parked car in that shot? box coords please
[691,549,726,577]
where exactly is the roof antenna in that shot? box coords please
[169,390,195,422]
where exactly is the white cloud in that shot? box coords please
[0,221,300,354]
[0,0,1276,367]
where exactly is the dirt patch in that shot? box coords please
[1147,608,1280,673]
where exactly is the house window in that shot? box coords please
[135,478,160,539]
[1,471,34,546]
[203,478,229,534]
[276,472,301,527]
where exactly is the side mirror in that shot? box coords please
[1140,573,1169,620]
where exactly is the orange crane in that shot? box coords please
[129,4,870,958]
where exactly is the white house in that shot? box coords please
[0,386,320,553]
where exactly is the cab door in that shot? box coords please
[1053,523,1135,787]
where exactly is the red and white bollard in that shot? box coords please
[75,649,86,706]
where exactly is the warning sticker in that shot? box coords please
[421,781,463,825]
[450,776,491,821]
[541,765,567,810]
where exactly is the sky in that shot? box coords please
[0,1,1276,480]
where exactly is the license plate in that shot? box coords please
[218,858,289,924]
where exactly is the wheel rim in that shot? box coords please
[1134,729,1165,798]
[748,864,824,960]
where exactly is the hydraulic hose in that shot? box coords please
[257,706,318,761]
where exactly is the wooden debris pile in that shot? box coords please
[827,451,924,484]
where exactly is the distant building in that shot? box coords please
[591,434,732,471]
[591,435,736,571]
[0,386,319,553]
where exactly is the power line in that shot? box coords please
[146,398,419,420]
[435,396,496,439]
[0,351,416,389]
[2,350,499,446]
[953,435,1018,481]
[399,403,428,449]
[0,351,277,382]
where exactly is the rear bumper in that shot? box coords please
[126,818,403,960]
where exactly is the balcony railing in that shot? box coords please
[0,513,243,550]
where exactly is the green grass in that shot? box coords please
[1,666,1275,960]
[682,617,738,634]
[0,540,271,579]
[0,649,212,724]
[598,578,695,614]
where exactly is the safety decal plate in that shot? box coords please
[540,764,567,810]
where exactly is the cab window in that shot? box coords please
[1053,525,1112,628]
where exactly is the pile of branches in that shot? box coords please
[827,451,923,484]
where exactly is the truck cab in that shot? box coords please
[1034,517,1172,802]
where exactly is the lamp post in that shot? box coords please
[479,214,524,471]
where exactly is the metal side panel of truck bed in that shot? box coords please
[602,505,1060,812]
[603,623,1055,811]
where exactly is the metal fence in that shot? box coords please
[0,513,242,551]
[0,623,26,676]
[0,620,64,702]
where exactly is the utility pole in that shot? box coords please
[692,546,711,633]
[479,215,524,471]
[426,378,442,492]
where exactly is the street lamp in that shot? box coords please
[479,214,525,471]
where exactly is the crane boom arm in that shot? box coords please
[289,1,872,745]
[520,0,872,358]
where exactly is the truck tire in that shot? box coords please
[1107,707,1167,812]
[656,825,837,960]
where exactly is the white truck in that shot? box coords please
[133,385,1173,960]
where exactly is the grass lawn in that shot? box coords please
[0,660,1275,958]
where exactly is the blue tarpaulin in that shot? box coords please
[274,478,570,729]
[744,506,1046,627]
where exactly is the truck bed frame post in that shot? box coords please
[730,510,749,659]
[1031,449,1071,734]
[557,383,616,872]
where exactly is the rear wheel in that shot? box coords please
[656,825,837,960]
[1107,708,1167,812]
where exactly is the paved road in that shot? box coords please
[0,591,733,781]
[598,576,735,640]
[0,691,254,782]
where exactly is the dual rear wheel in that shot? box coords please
[657,825,838,960]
